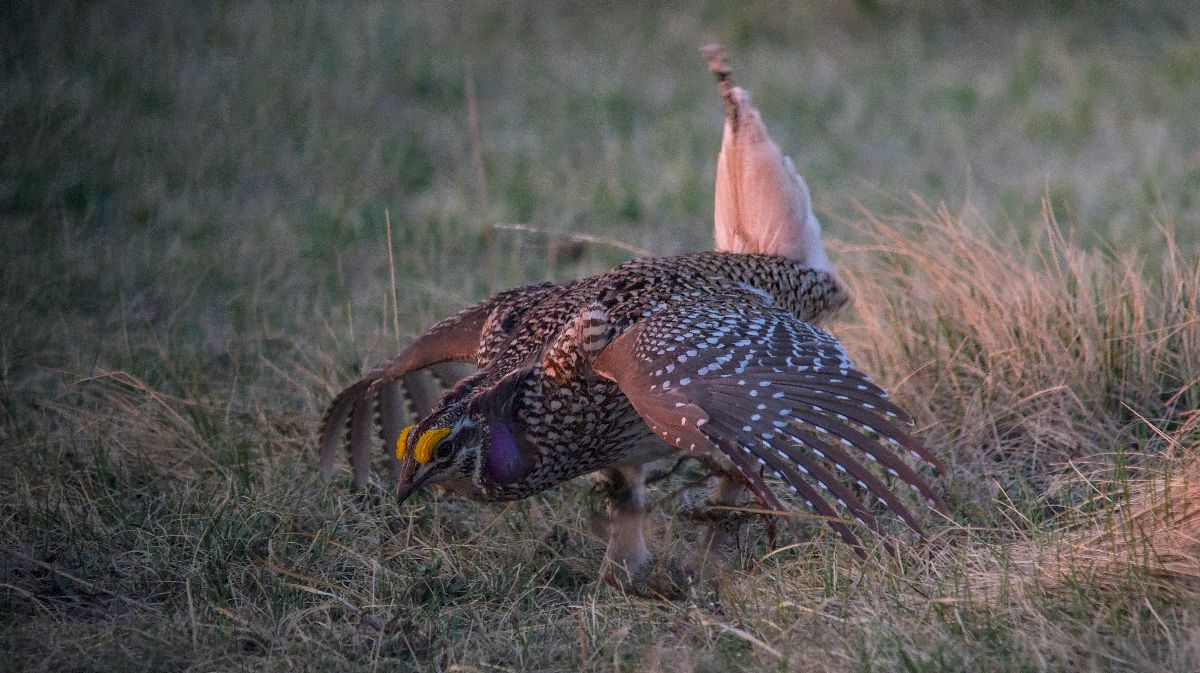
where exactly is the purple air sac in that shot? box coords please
[486,421,526,485]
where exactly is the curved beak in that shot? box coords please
[394,465,434,505]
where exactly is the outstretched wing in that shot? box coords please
[318,299,494,487]
[592,293,946,555]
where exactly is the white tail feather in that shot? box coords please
[704,46,834,274]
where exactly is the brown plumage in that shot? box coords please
[318,252,946,565]
[317,46,946,585]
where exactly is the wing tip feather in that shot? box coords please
[317,378,373,480]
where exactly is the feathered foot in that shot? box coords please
[590,466,651,579]
[684,476,745,582]
[587,466,689,599]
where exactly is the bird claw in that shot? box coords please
[602,559,694,601]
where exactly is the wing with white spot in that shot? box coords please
[592,294,947,554]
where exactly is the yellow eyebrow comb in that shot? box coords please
[395,424,415,461]
[413,427,451,464]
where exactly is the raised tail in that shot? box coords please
[702,44,834,274]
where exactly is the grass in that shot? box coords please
[2,1,1199,671]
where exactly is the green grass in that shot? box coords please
[2,1,1199,671]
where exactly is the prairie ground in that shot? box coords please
[2,2,1199,671]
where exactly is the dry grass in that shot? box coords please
[972,458,1200,600]
[3,1,1200,671]
[836,200,1200,523]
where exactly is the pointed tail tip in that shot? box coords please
[701,44,738,119]
[700,43,729,76]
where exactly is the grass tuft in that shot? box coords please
[836,200,1199,529]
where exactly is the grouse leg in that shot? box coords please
[595,465,652,585]
[687,475,744,581]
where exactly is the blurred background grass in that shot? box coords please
[4,0,1198,382]
[2,1,1198,671]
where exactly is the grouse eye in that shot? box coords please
[499,308,521,332]
[436,440,454,459]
